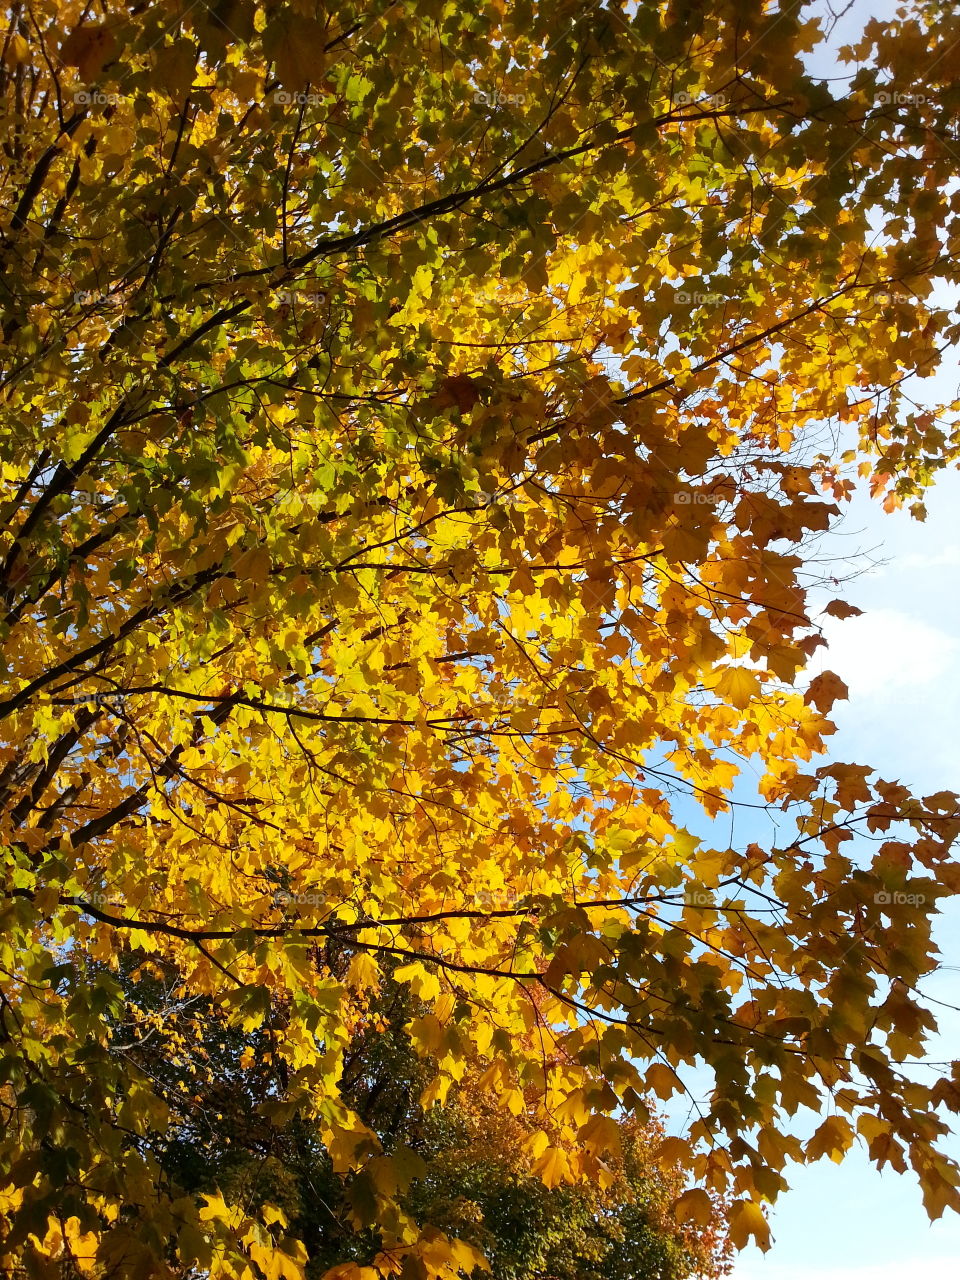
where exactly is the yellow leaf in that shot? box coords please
[346,952,381,991]
[715,665,761,710]
[578,1113,621,1157]
[199,1192,233,1223]
[232,546,272,586]
[645,1063,680,1099]
[526,1131,549,1159]
[392,961,441,1001]
[420,1074,452,1108]
[727,1199,771,1251]
[262,1204,288,1228]
[1,33,29,67]
[673,1187,713,1227]
[806,1115,854,1163]
[533,1146,571,1189]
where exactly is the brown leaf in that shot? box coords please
[805,670,849,712]
[60,24,118,80]
[823,599,864,619]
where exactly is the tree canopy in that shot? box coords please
[100,955,729,1280]
[2,0,960,1277]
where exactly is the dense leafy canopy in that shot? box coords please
[2,0,960,1276]
[100,957,729,1280]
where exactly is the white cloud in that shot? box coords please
[885,545,960,572]
[814,608,959,698]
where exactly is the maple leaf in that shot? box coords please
[727,1200,771,1251]
[425,374,487,415]
[805,670,850,712]
[674,1187,714,1227]
[822,599,864,619]
[59,22,117,79]
[806,1115,855,1163]
[714,665,762,710]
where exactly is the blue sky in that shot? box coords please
[728,3,960,1271]
[658,455,960,1277]
[730,470,960,1279]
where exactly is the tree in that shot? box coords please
[2,0,960,1276]
[93,954,730,1280]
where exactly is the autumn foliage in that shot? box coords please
[2,0,960,1277]
[90,955,729,1280]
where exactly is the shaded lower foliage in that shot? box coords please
[105,953,729,1279]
